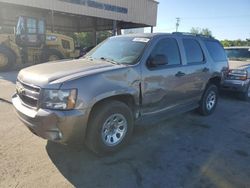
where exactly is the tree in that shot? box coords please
[190,27,200,35]
[73,31,112,48]
[190,27,213,37]
[220,39,250,47]
[73,32,94,48]
[220,40,231,47]
[97,31,112,44]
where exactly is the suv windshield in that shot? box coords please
[87,37,149,65]
[225,48,250,61]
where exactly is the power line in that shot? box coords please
[180,15,250,20]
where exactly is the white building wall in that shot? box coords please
[0,0,158,26]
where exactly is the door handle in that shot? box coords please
[175,71,186,77]
[203,67,210,72]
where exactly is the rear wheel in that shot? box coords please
[198,84,218,116]
[85,100,134,155]
[0,46,15,71]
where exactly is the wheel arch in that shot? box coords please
[199,75,221,105]
[207,76,221,89]
[88,94,138,120]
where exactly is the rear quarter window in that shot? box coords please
[204,40,227,62]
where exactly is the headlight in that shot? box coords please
[42,89,77,110]
[228,69,248,80]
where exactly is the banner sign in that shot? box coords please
[59,0,128,14]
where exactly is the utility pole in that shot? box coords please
[176,17,180,32]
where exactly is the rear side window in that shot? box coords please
[150,38,181,66]
[183,39,204,64]
[204,41,227,62]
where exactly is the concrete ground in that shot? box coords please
[0,71,250,188]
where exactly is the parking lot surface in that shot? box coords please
[0,71,250,188]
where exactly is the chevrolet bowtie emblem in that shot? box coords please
[16,83,25,95]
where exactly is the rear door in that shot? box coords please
[180,37,212,99]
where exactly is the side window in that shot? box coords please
[62,39,70,49]
[183,39,204,64]
[149,38,181,67]
[27,18,37,34]
[16,16,25,35]
[38,20,45,34]
[205,40,227,62]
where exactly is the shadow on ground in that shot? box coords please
[219,89,250,103]
[46,105,250,188]
[0,71,18,84]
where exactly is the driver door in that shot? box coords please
[141,37,192,114]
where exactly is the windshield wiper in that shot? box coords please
[100,57,120,65]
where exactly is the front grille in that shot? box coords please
[16,80,41,109]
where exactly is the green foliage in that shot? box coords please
[73,31,112,48]
[190,27,250,47]
[97,31,112,44]
[220,39,250,47]
[73,32,93,48]
[190,27,213,37]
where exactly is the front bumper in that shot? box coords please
[221,79,249,92]
[12,94,89,144]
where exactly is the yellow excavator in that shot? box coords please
[0,16,80,71]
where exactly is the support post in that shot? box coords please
[112,20,117,36]
[92,29,97,46]
[51,9,55,33]
[117,28,121,35]
[151,26,154,33]
[92,18,97,46]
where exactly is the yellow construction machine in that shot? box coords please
[0,16,80,71]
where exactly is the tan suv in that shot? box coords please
[12,33,228,154]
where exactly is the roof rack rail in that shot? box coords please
[172,32,213,38]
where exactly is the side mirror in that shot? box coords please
[149,54,168,67]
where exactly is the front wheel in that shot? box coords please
[41,49,64,63]
[0,46,15,71]
[85,100,134,155]
[198,84,218,116]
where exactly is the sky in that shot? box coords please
[147,0,250,40]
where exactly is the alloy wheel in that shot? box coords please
[101,113,128,146]
[206,91,216,111]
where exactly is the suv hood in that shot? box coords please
[18,58,125,87]
[229,60,250,70]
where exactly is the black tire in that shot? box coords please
[239,83,250,101]
[198,84,218,116]
[85,100,134,155]
[41,48,64,63]
[0,46,15,71]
